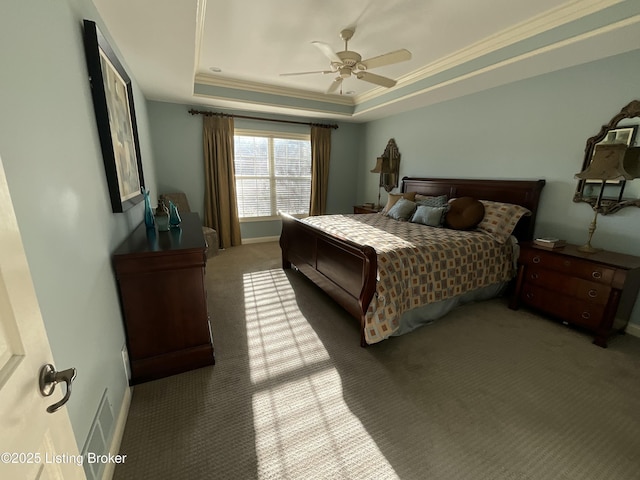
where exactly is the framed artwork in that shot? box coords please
[83,19,145,213]
[595,125,637,147]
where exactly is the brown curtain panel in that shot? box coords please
[203,115,242,248]
[309,126,332,215]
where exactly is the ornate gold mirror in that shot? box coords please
[370,139,401,207]
[379,138,401,191]
[574,100,640,214]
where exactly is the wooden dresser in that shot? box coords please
[510,242,640,347]
[112,213,214,384]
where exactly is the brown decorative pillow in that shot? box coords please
[445,197,485,230]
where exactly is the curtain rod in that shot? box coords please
[188,109,338,130]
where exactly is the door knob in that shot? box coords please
[39,364,77,413]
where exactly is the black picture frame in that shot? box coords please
[83,19,145,213]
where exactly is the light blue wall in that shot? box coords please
[149,48,640,326]
[358,48,640,325]
[0,0,156,453]
[149,101,363,239]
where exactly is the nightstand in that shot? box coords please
[509,242,640,347]
[353,205,380,214]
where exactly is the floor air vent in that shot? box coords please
[81,389,114,480]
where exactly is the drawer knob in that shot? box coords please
[532,256,541,264]
[581,311,591,320]
[588,289,598,298]
[525,292,534,299]
[592,271,602,279]
[530,273,539,280]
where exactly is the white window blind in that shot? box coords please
[234,130,311,219]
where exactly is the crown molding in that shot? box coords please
[353,13,640,118]
[192,90,355,118]
[193,0,207,78]
[410,0,622,79]
[192,0,631,117]
[194,73,354,106]
[355,0,623,104]
[193,0,351,107]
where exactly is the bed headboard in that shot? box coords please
[401,177,546,241]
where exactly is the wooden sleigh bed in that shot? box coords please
[279,177,545,346]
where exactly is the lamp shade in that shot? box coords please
[371,156,393,174]
[575,143,633,181]
[623,147,640,179]
[370,156,384,173]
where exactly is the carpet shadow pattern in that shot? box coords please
[114,242,640,480]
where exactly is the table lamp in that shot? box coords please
[575,143,633,253]
[370,156,390,208]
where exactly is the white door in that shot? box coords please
[0,154,85,479]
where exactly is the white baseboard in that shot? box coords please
[625,322,640,339]
[242,235,280,244]
[102,386,132,480]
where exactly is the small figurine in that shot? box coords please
[155,196,170,231]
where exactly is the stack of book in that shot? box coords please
[533,237,567,249]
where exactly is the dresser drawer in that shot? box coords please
[524,266,611,306]
[520,248,615,286]
[512,243,640,347]
[520,284,604,330]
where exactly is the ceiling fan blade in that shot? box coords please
[327,77,343,94]
[356,71,397,88]
[359,49,411,69]
[311,41,342,64]
[280,70,334,77]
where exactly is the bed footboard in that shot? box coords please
[279,213,377,346]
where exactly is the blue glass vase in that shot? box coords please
[143,189,155,229]
[168,200,181,227]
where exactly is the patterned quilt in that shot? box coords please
[302,214,517,344]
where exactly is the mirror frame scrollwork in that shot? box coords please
[574,100,640,214]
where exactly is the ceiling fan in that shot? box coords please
[281,28,411,94]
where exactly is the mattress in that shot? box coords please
[302,213,518,344]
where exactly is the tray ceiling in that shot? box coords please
[93,0,640,121]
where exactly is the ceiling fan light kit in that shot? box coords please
[281,28,411,94]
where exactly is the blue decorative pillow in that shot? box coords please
[410,205,447,226]
[387,198,417,221]
[415,194,448,207]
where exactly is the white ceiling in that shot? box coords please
[92,0,640,121]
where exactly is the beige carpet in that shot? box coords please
[113,242,640,480]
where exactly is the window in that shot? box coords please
[234,130,311,219]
